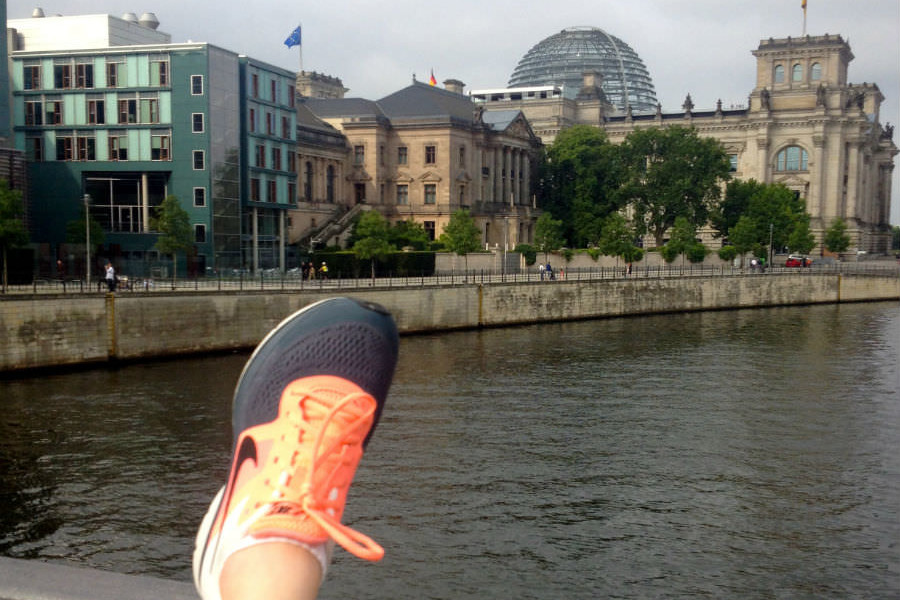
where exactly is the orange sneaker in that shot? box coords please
[193,298,398,600]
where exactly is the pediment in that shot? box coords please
[391,172,415,183]
[418,171,442,183]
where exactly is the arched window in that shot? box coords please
[776,146,808,171]
[792,64,803,82]
[774,65,785,83]
[810,63,822,81]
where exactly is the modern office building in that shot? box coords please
[478,31,897,255]
[6,10,297,277]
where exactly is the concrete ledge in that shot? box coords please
[0,557,196,600]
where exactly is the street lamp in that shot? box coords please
[84,194,91,288]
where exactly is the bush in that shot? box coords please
[514,243,537,265]
[687,243,709,263]
[717,245,738,262]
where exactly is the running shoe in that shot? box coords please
[193,297,399,599]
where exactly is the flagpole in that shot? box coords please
[298,22,303,74]
[802,1,807,36]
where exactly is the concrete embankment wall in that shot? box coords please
[1,273,897,373]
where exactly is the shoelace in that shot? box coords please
[271,390,385,561]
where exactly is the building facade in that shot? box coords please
[294,79,543,252]
[6,11,297,277]
[478,34,898,255]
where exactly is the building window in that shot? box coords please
[776,146,808,171]
[88,99,105,124]
[354,145,365,165]
[192,113,204,133]
[76,63,94,88]
[792,64,803,82]
[287,152,297,173]
[249,108,256,133]
[191,74,204,95]
[76,136,95,161]
[396,184,408,205]
[268,180,277,203]
[459,185,465,205]
[109,135,128,161]
[774,64,785,84]
[255,144,266,168]
[23,65,41,90]
[151,58,169,86]
[326,166,335,202]
[458,145,466,167]
[194,224,207,243]
[398,146,408,165]
[729,154,738,172]
[141,98,159,123]
[46,101,62,124]
[272,147,282,170]
[424,221,435,241]
[250,178,261,202]
[26,136,43,161]
[271,80,277,102]
[55,136,73,161]
[288,182,296,203]
[193,187,206,207]
[425,145,436,164]
[25,101,43,125]
[251,73,259,98]
[54,64,72,89]
[151,133,170,160]
[193,150,206,170]
[304,162,313,199]
[281,116,291,139]
[119,99,137,123]
[424,183,436,204]
[106,61,121,88]
[288,85,295,107]
[810,63,822,81]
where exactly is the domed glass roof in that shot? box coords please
[508,27,658,113]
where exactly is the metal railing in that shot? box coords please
[3,260,897,296]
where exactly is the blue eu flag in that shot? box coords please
[284,26,301,49]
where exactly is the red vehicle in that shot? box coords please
[785,255,811,267]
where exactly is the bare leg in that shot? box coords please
[220,543,322,600]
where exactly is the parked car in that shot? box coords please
[784,255,811,267]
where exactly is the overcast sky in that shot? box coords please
[8,0,900,224]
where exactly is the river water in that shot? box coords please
[1,302,898,599]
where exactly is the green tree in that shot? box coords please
[597,213,643,264]
[439,209,481,272]
[823,218,851,254]
[151,195,194,286]
[538,125,624,246]
[717,180,813,258]
[534,212,565,261]
[892,226,900,251]
[619,126,731,246]
[662,216,700,265]
[388,219,430,250]
[0,180,29,293]
[352,210,395,281]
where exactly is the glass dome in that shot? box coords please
[508,27,658,113]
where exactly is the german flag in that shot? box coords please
[429,70,437,86]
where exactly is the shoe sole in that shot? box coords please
[231,297,399,449]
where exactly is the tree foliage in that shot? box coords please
[823,218,851,254]
[618,126,731,246]
[388,219,431,250]
[713,179,814,257]
[151,195,194,282]
[352,211,395,280]
[597,213,643,263]
[534,212,565,260]
[538,125,625,247]
[0,180,29,292]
